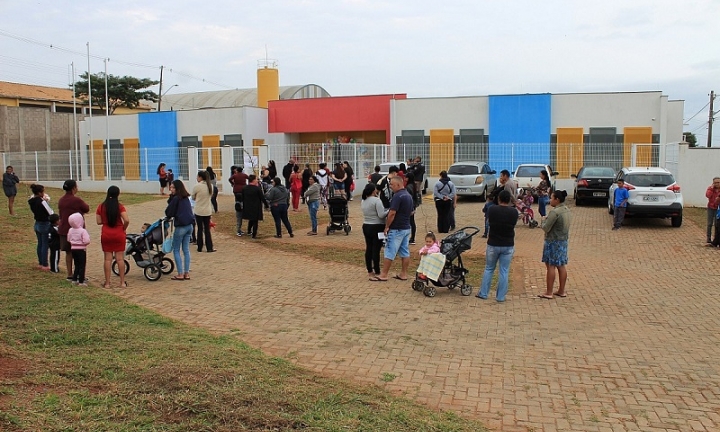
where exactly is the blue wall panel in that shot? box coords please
[488,94,551,171]
[138,111,178,181]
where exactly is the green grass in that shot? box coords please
[0,189,487,431]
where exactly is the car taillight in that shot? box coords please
[578,180,589,187]
[624,183,635,190]
[475,176,484,184]
[667,184,681,193]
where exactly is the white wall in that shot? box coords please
[391,96,489,136]
[176,107,244,138]
[677,145,720,207]
[666,100,684,142]
[551,92,661,133]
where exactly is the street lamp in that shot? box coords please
[157,84,179,111]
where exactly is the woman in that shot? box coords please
[405,172,420,245]
[330,162,347,198]
[537,170,551,220]
[361,183,388,278]
[4,165,20,216]
[192,171,215,252]
[289,164,303,212]
[343,161,355,201]
[267,160,278,180]
[206,166,219,213]
[301,163,312,204]
[28,183,53,271]
[58,179,90,280]
[242,175,267,239]
[265,177,294,238]
[95,186,130,288]
[165,180,194,281]
[433,170,457,233]
[303,175,321,235]
[539,190,571,299]
[157,163,168,195]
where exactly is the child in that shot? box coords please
[67,212,90,286]
[417,232,441,280]
[48,213,61,273]
[167,169,175,184]
[612,179,629,230]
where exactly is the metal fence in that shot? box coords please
[1,142,670,183]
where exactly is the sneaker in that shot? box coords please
[274,234,282,238]
[409,240,416,245]
[289,233,295,238]
[66,276,75,282]
[77,282,88,287]
[236,232,243,237]
[307,231,317,236]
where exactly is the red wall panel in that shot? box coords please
[268,94,406,144]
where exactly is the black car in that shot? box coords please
[571,166,616,205]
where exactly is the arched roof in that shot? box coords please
[160,84,330,111]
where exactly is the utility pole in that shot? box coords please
[157,65,164,111]
[708,90,715,147]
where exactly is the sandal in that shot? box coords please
[183,275,191,280]
[170,275,185,281]
[102,283,112,289]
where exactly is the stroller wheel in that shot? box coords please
[412,280,424,291]
[112,259,130,276]
[159,257,175,275]
[143,264,162,281]
[326,227,331,235]
[344,225,350,235]
[460,284,473,296]
[423,286,437,297]
[530,220,539,228]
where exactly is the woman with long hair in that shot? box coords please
[95,185,130,288]
[289,164,303,211]
[361,183,388,277]
[267,160,278,180]
[28,183,53,271]
[330,162,347,198]
[206,166,219,213]
[165,180,193,280]
[265,177,294,238]
[157,163,168,195]
[192,171,215,252]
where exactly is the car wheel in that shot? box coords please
[480,187,487,202]
[575,192,582,206]
[671,212,683,228]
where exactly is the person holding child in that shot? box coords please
[417,232,440,280]
[96,186,130,288]
[67,212,90,286]
[28,183,54,271]
[58,180,90,280]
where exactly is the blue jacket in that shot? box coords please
[614,187,629,208]
[165,195,194,226]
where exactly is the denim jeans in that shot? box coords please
[538,195,550,217]
[172,224,192,274]
[307,200,319,232]
[34,220,51,266]
[477,245,515,302]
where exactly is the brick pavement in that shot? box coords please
[83,196,720,432]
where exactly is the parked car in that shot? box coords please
[512,164,558,197]
[607,167,683,227]
[571,166,616,205]
[377,161,428,194]
[446,161,497,201]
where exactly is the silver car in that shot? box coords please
[447,161,497,201]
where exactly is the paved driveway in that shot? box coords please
[84,197,720,432]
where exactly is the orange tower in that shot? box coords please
[257,59,279,108]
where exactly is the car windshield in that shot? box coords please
[448,165,479,175]
[515,166,544,177]
[624,173,675,187]
[379,164,396,173]
[582,167,615,177]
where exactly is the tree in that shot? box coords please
[683,132,697,147]
[72,72,159,114]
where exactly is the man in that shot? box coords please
[411,156,425,196]
[705,177,720,243]
[476,190,518,302]
[282,158,295,189]
[377,165,399,208]
[368,165,383,185]
[372,176,414,282]
[499,169,517,207]
[612,178,629,230]
[229,166,249,236]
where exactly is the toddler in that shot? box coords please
[48,213,61,273]
[67,212,90,286]
[417,232,441,280]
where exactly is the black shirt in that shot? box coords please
[487,204,518,247]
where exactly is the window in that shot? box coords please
[515,166,545,177]
[448,164,479,175]
[624,173,674,187]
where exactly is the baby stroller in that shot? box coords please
[516,188,539,228]
[326,195,351,235]
[412,226,480,297]
[112,218,175,281]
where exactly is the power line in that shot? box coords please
[685,100,711,123]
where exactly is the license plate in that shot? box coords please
[593,192,606,197]
[642,196,659,202]
[457,188,468,192]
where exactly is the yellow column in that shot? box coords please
[123,138,140,180]
[624,127,652,166]
[556,127,584,178]
[429,129,454,176]
[201,135,221,172]
[91,139,105,180]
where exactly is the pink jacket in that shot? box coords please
[67,212,90,250]
[419,242,440,256]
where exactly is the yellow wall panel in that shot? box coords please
[123,138,140,180]
[201,135,222,173]
[91,139,105,180]
[429,129,454,177]
[556,127,584,178]
[624,127,652,167]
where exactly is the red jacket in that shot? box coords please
[706,185,720,209]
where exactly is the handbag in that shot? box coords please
[162,220,174,254]
[350,181,355,192]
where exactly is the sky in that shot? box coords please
[1,0,718,143]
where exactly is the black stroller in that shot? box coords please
[112,218,175,281]
[326,195,352,235]
[412,226,480,297]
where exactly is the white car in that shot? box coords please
[512,164,558,196]
[607,166,683,227]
